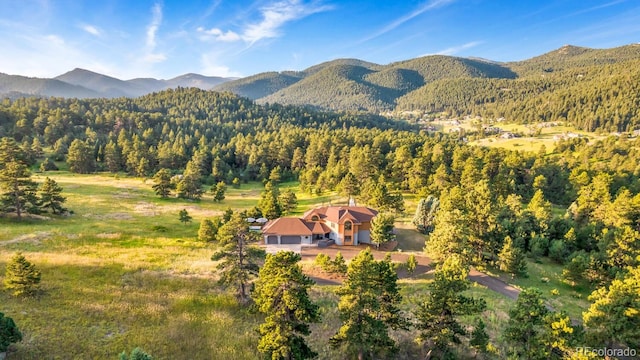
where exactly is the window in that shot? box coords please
[345,235,352,243]
[311,215,319,221]
[344,221,352,231]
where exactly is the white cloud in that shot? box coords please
[81,24,101,37]
[141,2,166,63]
[433,41,483,56]
[359,0,456,44]
[200,54,243,77]
[198,0,333,45]
[197,27,242,42]
[146,3,162,48]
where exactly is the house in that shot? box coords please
[261,206,378,246]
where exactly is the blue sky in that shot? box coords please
[1,0,639,79]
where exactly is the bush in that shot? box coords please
[314,254,331,269]
[548,240,568,264]
[119,347,153,360]
[4,252,41,297]
[0,312,22,352]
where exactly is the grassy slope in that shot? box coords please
[0,172,587,359]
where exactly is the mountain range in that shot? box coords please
[0,69,231,99]
[2,43,640,118]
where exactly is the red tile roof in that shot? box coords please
[303,206,378,224]
[262,217,313,236]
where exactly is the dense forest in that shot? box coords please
[1,88,639,357]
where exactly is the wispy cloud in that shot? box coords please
[433,41,483,56]
[200,53,243,77]
[80,24,101,37]
[198,0,333,45]
[197,27,242,42]
[358,0,456,44]
[142,2,166,63]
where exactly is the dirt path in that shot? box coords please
[301,245,522,300]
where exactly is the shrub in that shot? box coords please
[119,347,153,360]
[0,312,22,352]
[4,252,41,297]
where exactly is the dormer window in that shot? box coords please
[344,221,352,231]
[311,215,319,221]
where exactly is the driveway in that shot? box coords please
[301,245,523,301]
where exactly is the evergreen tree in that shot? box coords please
[38,177,66,214]
[331,251,348,274]
[4,252,41,296]
[279,189,298,215]
[504,288,549,359]
[406,254,417,276]
[211,181,227,202]
[583,267,640,349]
[528,189,552,232]
[66,139,95,173]
[176,160,203,200]
[198,218,218,242]
[414,255,486,357]
[0,161,38,219]
[498,235,527,277]
[412,195,439,234]
[370,212,396,249]
[258,181,282,219]
[330,248,407,359]
[0,312,22,353]
[254,251,320,360]
[152,168,174,198]
[469,318,489,358]
[178,209,192,224]
[39,157,58,172]
[211,212,266,303]
[338,172,360,199]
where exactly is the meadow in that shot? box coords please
[0,171,588,359]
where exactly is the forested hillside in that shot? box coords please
[1,88,640,358]
[214,44,640,132]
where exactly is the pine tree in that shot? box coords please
[583,267,640,349]
[176,160,203,200]
[254,251,320,360]
[198,218,218,242]
[330,248,407,359]
[152,169,174,198]
[331,251,348,274]
[211,181,226,202]
[370,212,396,249]
[279,189,298,215]
[211,212,266,303]
[498,235,527,276]
[338,172,360,198]
[414,255,486,357]
[66,139,95,174]
[470,318,489,358]
[39,177,66,214]
[412,196,439,234]
[504,288,549,359]
[406,254,417,276]
[0,161,38,219]
[4,252,41,296]
[178,209,192,224]
[258,181,282,219]
[0,312,22,352]
[39,157,58,172]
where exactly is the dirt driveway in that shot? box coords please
[301,245,522,300]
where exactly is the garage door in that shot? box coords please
[266,235,278,244]
[281,235,301,244]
